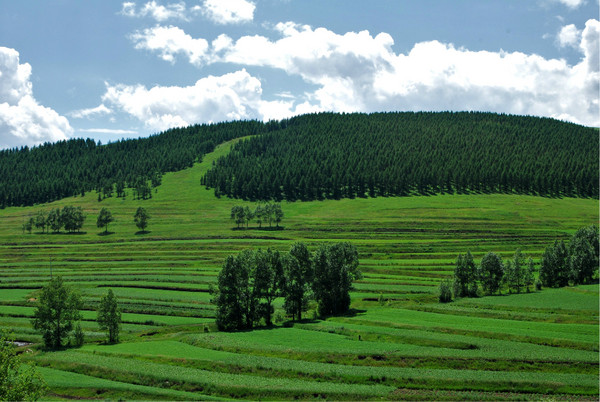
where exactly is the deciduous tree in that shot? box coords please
[97,289,121,344]
[97,207,114,234]
[32,276,82,349]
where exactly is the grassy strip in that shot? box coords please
[33,351,395,399]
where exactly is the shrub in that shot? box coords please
[439,279,453,303]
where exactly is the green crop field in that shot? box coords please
[0,138,598,400]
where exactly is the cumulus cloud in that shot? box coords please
[131,25,210,65]
[201,0,255,25]
[127,19,600,127]
[557,24,582,47]
[69,104,112,119]
[556,0,587,8]
[0,47,72,149]
[120,1,189,22]
[102,69,293,131]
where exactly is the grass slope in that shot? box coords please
[0,138,597,400]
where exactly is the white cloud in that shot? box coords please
[120,1,189,22]
[557,24,582,47]
[102,69,292,131]
[131,25,209,65]
[0,47,72,149]
[201,0,255,25]
[127,19,600,127]
[70,104,112,119]
[557,0,586,8]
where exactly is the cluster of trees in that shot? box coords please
[230,203,284,229]
[22,206,85,234]
[540,225,599,287]
[0,120,278,208]
[442,225,599,302]
[203,112,598,201]
[212,242,361,331]
[32,277,122,349]
[23,207,150,235]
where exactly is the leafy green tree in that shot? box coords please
[62,206,85,233]
[453,251,477,297]
[96,207,114,234]
[97,289,121,344]
[439,279,453,303]
[22,217,34,234]
[243,206,253,229]
[213,254,249,331]
[72,323,84,347]
[273,203,284,227]
[46,208,62,233]
[0,332,46,401]
[540,240,570,287]
[254,204,265,228]
[253,249,284,326]
[32,276,82,349]
[524,258,536,292]
[569,225,599,285]
[134,207,150,232]
[312,242,361,317]
[34,210,47,233]
[511,249,525,293]
[283,242,313,321]
[230,205,245,229]
[478,252,504,295]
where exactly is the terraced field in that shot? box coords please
[0,139,598,400]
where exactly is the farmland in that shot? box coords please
[0,138,598,400]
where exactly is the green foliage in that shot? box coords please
[312,242,361,317]
[72,323,84,347]
[438,279,453,303]
[230,202,283,229]
[33,210,46,233]
[46,209,59,232]
[61,206,85,233]
[478,252,504,295]
[0,332,46,401]
[569,225,599,285]
[97,289,122,344]
[204,112,599,201]
[32,276,82,349]
[283,242,313,321]
[96,207,114,233]
[540,240,570,288]
[453,251,477,297]
[133,207,150,232]
[524,258,536,293]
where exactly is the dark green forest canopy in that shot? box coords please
[202,112,599,201]
[0,120,277,207]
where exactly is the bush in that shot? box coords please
[535,280,542,291]
[439,279,453,303]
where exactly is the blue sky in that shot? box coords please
[0,0,598,148]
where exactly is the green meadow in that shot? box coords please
[0,139,598,400]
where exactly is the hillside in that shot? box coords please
[0,138,598,400]
[1,112,597,209]
[204,112,599,200]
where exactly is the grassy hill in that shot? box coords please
[0,138,598,400]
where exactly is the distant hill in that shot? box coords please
[203,112,599,201]
[0,120,274,207]
[1,112,597,208]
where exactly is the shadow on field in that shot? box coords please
[231,227,285,231]
[37,231,88,235]
[97,231,115,236]
[135,230,151,235]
